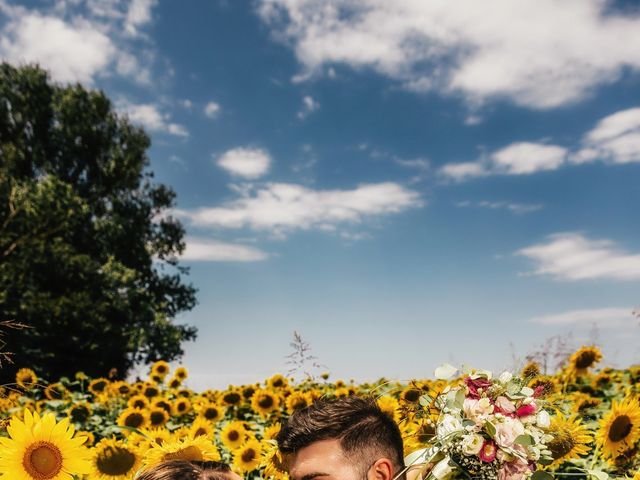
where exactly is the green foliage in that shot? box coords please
[0,63,197,382]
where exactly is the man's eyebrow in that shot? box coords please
[299,472,330,480]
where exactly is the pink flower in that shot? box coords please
[494,417,525,448]
[464,397,494,423]
[494,396,516,415]
[465,376,493,399]
[479,440,497,463]
[497,460,530,480]
[516,403,536,417]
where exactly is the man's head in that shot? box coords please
[135,460,241,480]
[276,396,405,480]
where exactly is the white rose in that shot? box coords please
[494,417,525,448]
[495,396,516,413]
[461,433,484,455]
[431,458,456,480]
[536,410,551,428]
[498,371,513,383]
[437,414,463,439]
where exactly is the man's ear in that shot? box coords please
[369,458,395,480]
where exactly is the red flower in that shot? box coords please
[479,440,497,463]
[464,376,493,399]
[516,403,536,417]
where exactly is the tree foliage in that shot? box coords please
[0,63,197,382]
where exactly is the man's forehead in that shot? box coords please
[287,439,348,479]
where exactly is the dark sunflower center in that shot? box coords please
[164,446,204,462]
[242,448,257,463]
[93,381,107,392]
[403,389,421,403]
[224,393,241,404]
[292,399,307,410]
[132,399,146,409]
[574,352,597,370]
[144,387,159,398]
[150,411,166,425]
[228,430,240,442]
[204,408,219,420]
[194,428,208,437]
[609,415,633,442]
[96,446,136,476]
[23,441,63,480]
[178,402,188,412]
[258,395,274,409]
[243,387,256,399]
[547,430,576,459]
[125,413,145,428]
[71,405,90,422]
[272,379,284,387]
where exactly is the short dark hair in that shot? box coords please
[135,460,231,480]
[277,396,404,475]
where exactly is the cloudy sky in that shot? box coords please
[2,0,640,388]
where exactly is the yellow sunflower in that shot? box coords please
[117,407,149,432]
[167,377,182,389]
[377,396,401,423]
[233,438,263,473]
[267,374,289,390]
[128,394,149,410]
[172,398,192,416]
[220,421,249,450]
[528,375,557,397]
[285,391,309,414]
[142,383,160,399]
[521,361,542,379]
[400,386,423,404]
[91,438,141,480]
[567,346,603,377]
[67,402,92,423]
[221,389,243,407]
[16,368,38,390]
[197,402,225,423]
[44,382,66,400]
[0,409,91,480]
[263,423,281,441]
[544,413,593,468]
[142,436,220,467]
[151,360,170,378]
[111,381,132,397]
[252,389,280,417]
[88,378,111,396]
[151,398,172,414]
[597,397,640,460]
[189,418,214,439]
[147,407,169,428]
[261,439,289,480]
[174,366,189,380]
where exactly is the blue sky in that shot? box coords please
[2,0,640,388]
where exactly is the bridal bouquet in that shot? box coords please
[404,367,554,480]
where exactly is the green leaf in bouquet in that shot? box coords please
[454,389,466,409]
[419,394,433,408]
[514,434,534,446]
[462,419,476,428]
[587,471,609,480]
[484,421,496,437]
[434,364,458,380]
[537,457,554,466]
[520,386,534,397]
[531,471,554,480]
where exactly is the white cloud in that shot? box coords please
[440,142,567,180]
[217,147,271,179]
[529,307,635,328]
[181,237,268,262]
[0,12,115,84]
[297,95,320,119]
[125,0,157,36]
[456,200,543,214]
[258,0,640,109]
[572,107,640,164]
[178,182,422,236]
[0,0,159,85]
[517,233,640,281]
[204,101,221,118]
[117,100,189,137]
[491,142,567,175]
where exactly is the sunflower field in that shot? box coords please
[1,346,639,479]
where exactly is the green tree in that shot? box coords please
[0,63,197,383]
